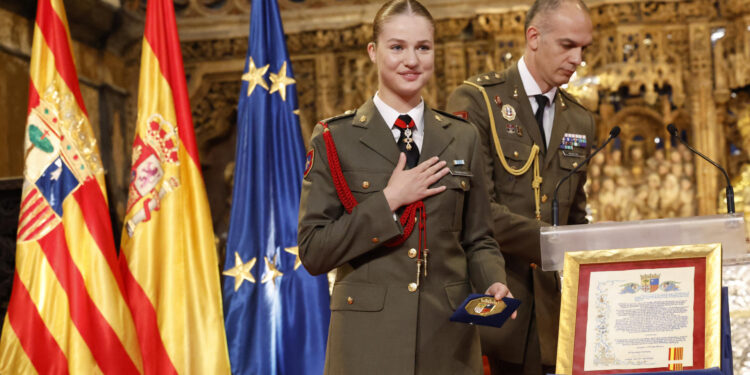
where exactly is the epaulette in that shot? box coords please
[466,71,506,87]
[433,109,470,124]
[320,109,356,124]
[558,88,587,111]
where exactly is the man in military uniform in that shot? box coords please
[446,0,594,374]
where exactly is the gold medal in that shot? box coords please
[465,296,507,317]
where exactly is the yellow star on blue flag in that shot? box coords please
[222,251,256,291]
[269,61,296,101]
[241,57,269,97]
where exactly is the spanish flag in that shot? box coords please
[118,0,231,373]
[0,0,143,373]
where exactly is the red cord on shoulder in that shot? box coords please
[321,122,358,213]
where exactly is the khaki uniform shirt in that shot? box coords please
[298,99,508,374]
[446,64,595,366]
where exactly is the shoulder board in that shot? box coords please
[320,110,356,124]
[558,88,587,111]
[433,109,470,124]
[466,71,505,87]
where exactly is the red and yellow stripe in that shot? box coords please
[119,0,230,373]
[0,0,143,373]
[668,346,684,361]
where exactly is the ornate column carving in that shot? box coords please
[314,53,339,121]
[442,41,468,95]
[293,56,316,143]
[687,21,719,215]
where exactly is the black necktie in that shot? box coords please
[394,114,420,169]
[534,94,549,152]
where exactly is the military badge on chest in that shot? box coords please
[494,95,523,137]
[505,123,524,137]
[559,133,587,157]
[496,97,524,138]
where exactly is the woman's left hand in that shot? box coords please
[485,282,517,319]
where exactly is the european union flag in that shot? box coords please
[222,0,330,372]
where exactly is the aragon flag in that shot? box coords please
[118,0,231,373]
[0,0,143,373]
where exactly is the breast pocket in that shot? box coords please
[330,282,387,312]
[440,174,471,231]
[557,152,587,202]
[496,138,533,196]
[343,171,390,203]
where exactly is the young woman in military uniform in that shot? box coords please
[298,0,514,373]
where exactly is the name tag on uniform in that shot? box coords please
[449,169,473,177]
[450,294,521,328]
[562,150,584,158]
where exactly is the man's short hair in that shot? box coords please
[524,0,590,33]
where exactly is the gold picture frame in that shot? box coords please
[556,243,722,374]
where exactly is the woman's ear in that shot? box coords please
[367,42,377,63]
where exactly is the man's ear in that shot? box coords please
[526,26,541,51]
[367,42,377,63]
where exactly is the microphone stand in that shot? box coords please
[667,124,735,214]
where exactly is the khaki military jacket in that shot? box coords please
[446,64,595,366]
[298,99,507,375]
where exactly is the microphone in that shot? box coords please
[667,124,734,214]
[552,126,620,226]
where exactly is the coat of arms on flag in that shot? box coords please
[125,114,181,237]
[20,90,101,242]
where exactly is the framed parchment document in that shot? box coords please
[556,243,722,375]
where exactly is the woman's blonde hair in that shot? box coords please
[372,0,435,42]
